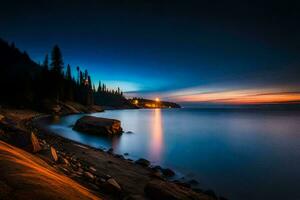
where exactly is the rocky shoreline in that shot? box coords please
[0,108,225,200]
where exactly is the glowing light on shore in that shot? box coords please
[155,97,160,102]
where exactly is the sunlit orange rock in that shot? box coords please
[30,132,41,153]
[50,146,58,162]
[0,140,101,200]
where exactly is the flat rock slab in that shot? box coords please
[73,116,122,136]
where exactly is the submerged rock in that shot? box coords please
[125,131,134,134]
[73,116,122,135]
[188,179,199,185]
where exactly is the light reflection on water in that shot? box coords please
[149,108,163,162]
[47,108,300,200]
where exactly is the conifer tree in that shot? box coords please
[50,45,64,74]
[97,81,102,93]
[50,45,64,102]
[43,54,49,70]
[66,64,72,80]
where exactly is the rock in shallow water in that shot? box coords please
[135,158,150,167]
[161,168,175,177]
[73,116,122,135]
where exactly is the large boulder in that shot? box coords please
[73,116,122,135]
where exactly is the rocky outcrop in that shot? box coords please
[73,116,122,135]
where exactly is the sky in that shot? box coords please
[1,0,300,105]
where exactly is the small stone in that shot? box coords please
[151,165,162,172]
[135,158,150,167]
[104,174,112,179]
[40,140,46,145]
[50,146,58,162]
[89,166,97,172]
[161,168,175,177]
[84,171,95,180]
[150,171,163,180]
[124,153,129,156]
[114,154,124,159]
[188,179,199,185]
[31,132,41,153]
[125,131,133,134]
[76,171,83,176]
[60,167,69,173]
[62,158,70,166]
[107,148,114,154]
[103,178,121,192]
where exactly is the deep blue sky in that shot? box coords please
[1,0,300,103]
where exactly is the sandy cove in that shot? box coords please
[0,108,220,200]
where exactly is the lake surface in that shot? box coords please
[47,108,300,200]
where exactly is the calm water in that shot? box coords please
[47,108,300,200]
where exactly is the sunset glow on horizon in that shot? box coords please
[167,88,300,105]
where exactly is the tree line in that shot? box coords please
[0,38,127,109]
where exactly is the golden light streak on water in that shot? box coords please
[149,108,163,162]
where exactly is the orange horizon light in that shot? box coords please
[171,89,300,105]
